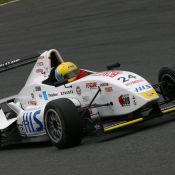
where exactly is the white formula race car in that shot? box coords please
[0,49,175,149]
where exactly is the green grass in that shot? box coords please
[0,0,14,4]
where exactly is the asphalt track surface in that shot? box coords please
[1,0,175,175]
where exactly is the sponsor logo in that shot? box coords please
[132,96,137,105]
[0,59,20,68]
[31,93,35,99]
[118,94,130,107]
[135,84,152,93]
[100,83,109,87]
[35,86,41,91]
[38,56,44,60]
[60,90,73,95]
[42,91,48,101]
[68,64,75,69]
[21,110,44,135]
[28,100,37,106]
[36,69,44,74]
[139,89,158,99]
[76,86,81,95]
[105,87,113,92]
[86,82,97,89]
[48,93,58,97]
[95,71,121,78]
[37,62,44,67]
[125,79,143,86]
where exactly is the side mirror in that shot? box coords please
[107,63,120,70]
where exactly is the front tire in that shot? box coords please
[44,98,83,149]
[159,64,175,99]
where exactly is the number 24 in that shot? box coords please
[117,74,136,83]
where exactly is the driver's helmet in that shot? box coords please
[55,62,79,82]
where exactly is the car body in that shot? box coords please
[0,49,175,148]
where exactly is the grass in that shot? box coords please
[0,0,14,4]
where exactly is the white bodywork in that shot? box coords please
[0,49,159,138]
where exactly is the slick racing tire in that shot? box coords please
[0,111,21,148]
[0,122,22,148]
[159,64,175,99]
[44,98,83,149]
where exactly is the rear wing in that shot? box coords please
[0,54,39,73]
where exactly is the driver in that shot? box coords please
[55,62,87,82]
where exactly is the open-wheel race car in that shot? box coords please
[0,49,175,149]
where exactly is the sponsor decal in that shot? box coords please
[42,91,48,101]
[28,100,37,106]
[76,86,81,95]
[31,93,35,99]
[117,74,136,83]
[82,96,90,102]
[139,89,158,99]
[60,90,73,95]
[100,83,109,86]
[95,71,121,78]
[36,69,44,74]
[35,86,41,91]
[118,94,130,107]
[135,84,152,93]
[38,56,44,60]
[125,79,143,86]
[0,59,20,68]
[86,82,97,89]
[21,110,44,135]
[37,62,44,67]
[48,93,58,97]
[105,87,113,92]
[68,64,75,69]
[132,96,137,105]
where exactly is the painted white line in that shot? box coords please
[0,0,20,7]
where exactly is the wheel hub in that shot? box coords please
[45,109,63,143]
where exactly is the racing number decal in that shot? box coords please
[117,74,136,83]
[22,110,44,135]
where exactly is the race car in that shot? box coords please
[0,49,175,149]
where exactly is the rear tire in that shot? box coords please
[159,64,175,99]
[44,98,83,149]
[0,122,22,148]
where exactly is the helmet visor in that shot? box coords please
[64,69,79,79]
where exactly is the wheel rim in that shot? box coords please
[161,73,175,98]
[45,109,63,143]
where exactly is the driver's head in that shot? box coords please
[55,62,79,82]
